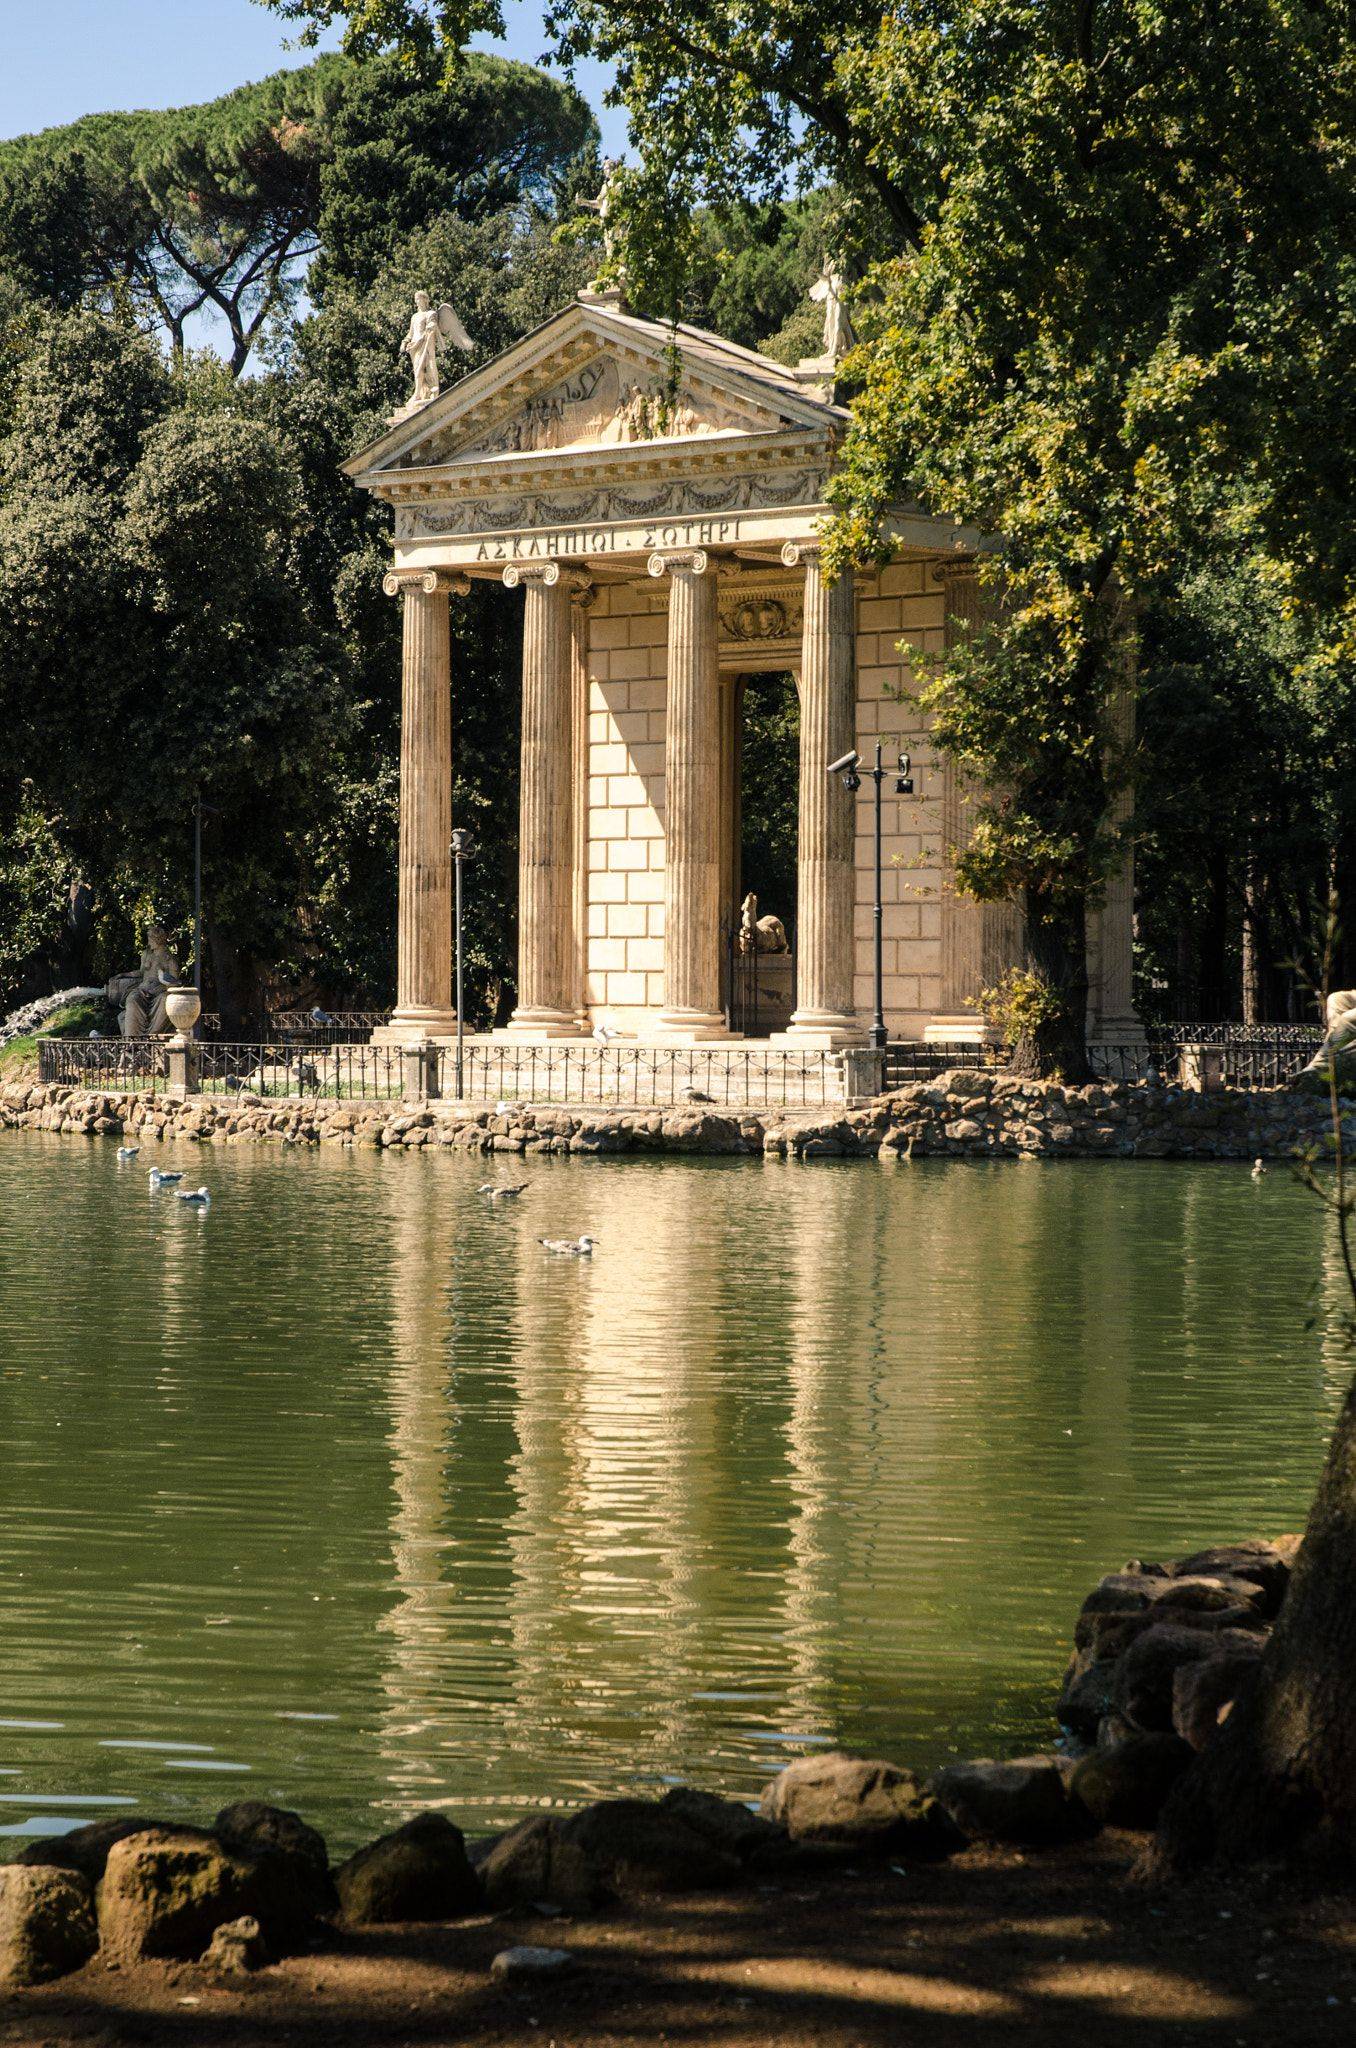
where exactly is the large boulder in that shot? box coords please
[1114,1623,1258,1734]
[558,1799,743,1897]
[758,1753,960,1857]
[657,1788,795,1870]
[0,1866,98,1987]
[1069,1734,1194,1829]
[474,1816,602,1912]
[927,1756,1093,1846]
[1172,1641,1265,1751]
[98,1828,267,1963]
[333,1814,481,1926]
[17,1815,180,1885]
[213,1801,338,1920]
[1169,1540,1299,1620]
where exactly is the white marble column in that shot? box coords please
[648,549,731,1039]
[383,567,468,1040]
[781,541,863,1046]
[502,561,583,1037]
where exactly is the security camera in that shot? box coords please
[827,750,861,776]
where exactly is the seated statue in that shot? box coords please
[106,925,181,1037]
[1298,988,1356,1093]
[738,892,790,956]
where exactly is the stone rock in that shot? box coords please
[213,1801,337,1919]
[1114,1623,1256,1734]
[491,1944,575,1979]
[1069,1733,1194,1829]
[759,1753,961,1857]
[98,1828,267,1963]
[474,1816,602,1912]
[0,1866,98,1987]
[203,1915,268,1977]
[557,1798,743,1897]
[1153,1574,1267,1620]
[17,1815,178,1885]
[334,1814,481,1925]
[927,1755,1092,1846]
[1172,1641,1265,1751]
[657,1787,795,1869]
[1169,1540,1298,1618]
[1056,1646,1121,1738]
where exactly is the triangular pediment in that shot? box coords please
[345,300,847,481]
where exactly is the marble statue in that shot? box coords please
[1298,988,1356,1091]
[739,892,789,956]
[809,261,855,364]
[399,292,473,409]
[579,157,624,291]
[107,926,181,1037]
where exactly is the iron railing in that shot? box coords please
[198,1041,404,1101]
[883,1026,1324,1091]
[195,1010,391,1046]
[38,1037,168,1090]
[435,1041,836,1109]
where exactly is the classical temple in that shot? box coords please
[345,289,1137,1049]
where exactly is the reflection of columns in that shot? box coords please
[384,567,469,1039]
[502,561,584,1038]
[781,542,862,1046]
[570,580,595,1031]
[926,559,1023,1043]
[648,549,731,1039]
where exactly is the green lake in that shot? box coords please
[0,1132,1342,1857]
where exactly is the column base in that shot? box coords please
[497,1007,588,1041]
[372,1005,459,1045]
[652,1008,739,1043]
[923,1014,1000,1047]
[772,1011,866,1050]
[1089,1011,1146,1046]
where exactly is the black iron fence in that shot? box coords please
[198,1041,404,1101]
[37,1037,169,1090]
[196,1010,391,1045]
[883,1025,1323,1092]
[435,1041,836,1109]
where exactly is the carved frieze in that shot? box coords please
[396,467,828,541]
[451,354,764,459]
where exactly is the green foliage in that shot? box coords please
[0,997,110,1081]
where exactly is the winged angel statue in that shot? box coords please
[399,291,474,408]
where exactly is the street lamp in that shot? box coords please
[828,743,913,1052]
[450,827,473,1100]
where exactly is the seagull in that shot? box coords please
[116,1145,139,1161]
[593,1023,620,1044]
[479,1182,529,1200]
[176,1186,211,1206]
[88,1030,102,1040]
[310,1005,335,1026]
[1252,1158,1268,1179]
[539,1235,597,1256]
[681,1086,714,1103]
[148,1168,184,1186]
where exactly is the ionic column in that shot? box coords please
[647,549,731,1039]
[502,561,584,1037]
[782,541,862,1046]
[383,567,468,1040]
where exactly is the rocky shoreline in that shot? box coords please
[1,1074,1347,1160]
[0,1533,1297,1992]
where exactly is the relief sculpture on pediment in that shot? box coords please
[458,355,755,457]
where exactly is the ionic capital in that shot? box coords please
[382,567,471,599]
[502,560,561,589]
[931,552,978,584]
[780,540,824,570]
[647,548,710,581]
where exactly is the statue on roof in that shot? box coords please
[809,260,855,365]
[397,292,474,413]
[578,158,625,298]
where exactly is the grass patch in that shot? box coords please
[1,997,114,1079]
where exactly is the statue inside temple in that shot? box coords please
[107,925,181,1037]
[739,892,790,955]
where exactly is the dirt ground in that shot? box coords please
[4,1833,1356,2048]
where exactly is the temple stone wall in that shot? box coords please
[581,561,951,1038]
[850,562,948,1037]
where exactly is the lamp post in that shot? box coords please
[450,827,473,1100]
[828,742,913,1052]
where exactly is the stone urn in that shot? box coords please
[163,984,201,1037]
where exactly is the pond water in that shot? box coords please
[0,1132,1343,1857]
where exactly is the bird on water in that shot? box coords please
[479,1182,529,1200]
[148,1168,184,1186]
[116,1145,139,1161]
[539,1235,597,1257]
[1252,1158,1268,1179]
[176,1186,211,1207]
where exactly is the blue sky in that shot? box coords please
[0,0,623,147]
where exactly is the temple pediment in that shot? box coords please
[345,298,849,486]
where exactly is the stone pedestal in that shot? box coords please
[648,549,735,1041]
[778,541,863,1048]
[501,561,585,1038]
[380,568,468,1042]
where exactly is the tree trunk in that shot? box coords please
[1011,886,1091,1081]
[207,922,262,1040]
[1242,856,1265,1025]
[1150,1372,1356,1875]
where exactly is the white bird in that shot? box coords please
[116,1145,139,1161]
[539,1235,597,1257]
[494,1099,511,1114]
[148,1168,184,1186]
[310,1004,335,1025]
[681,1085,714,1103]
[479,1182,529,1200]
[176,1186,210,1207]
[593,1023,620,1044]
[1252,1158,1268,1179]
